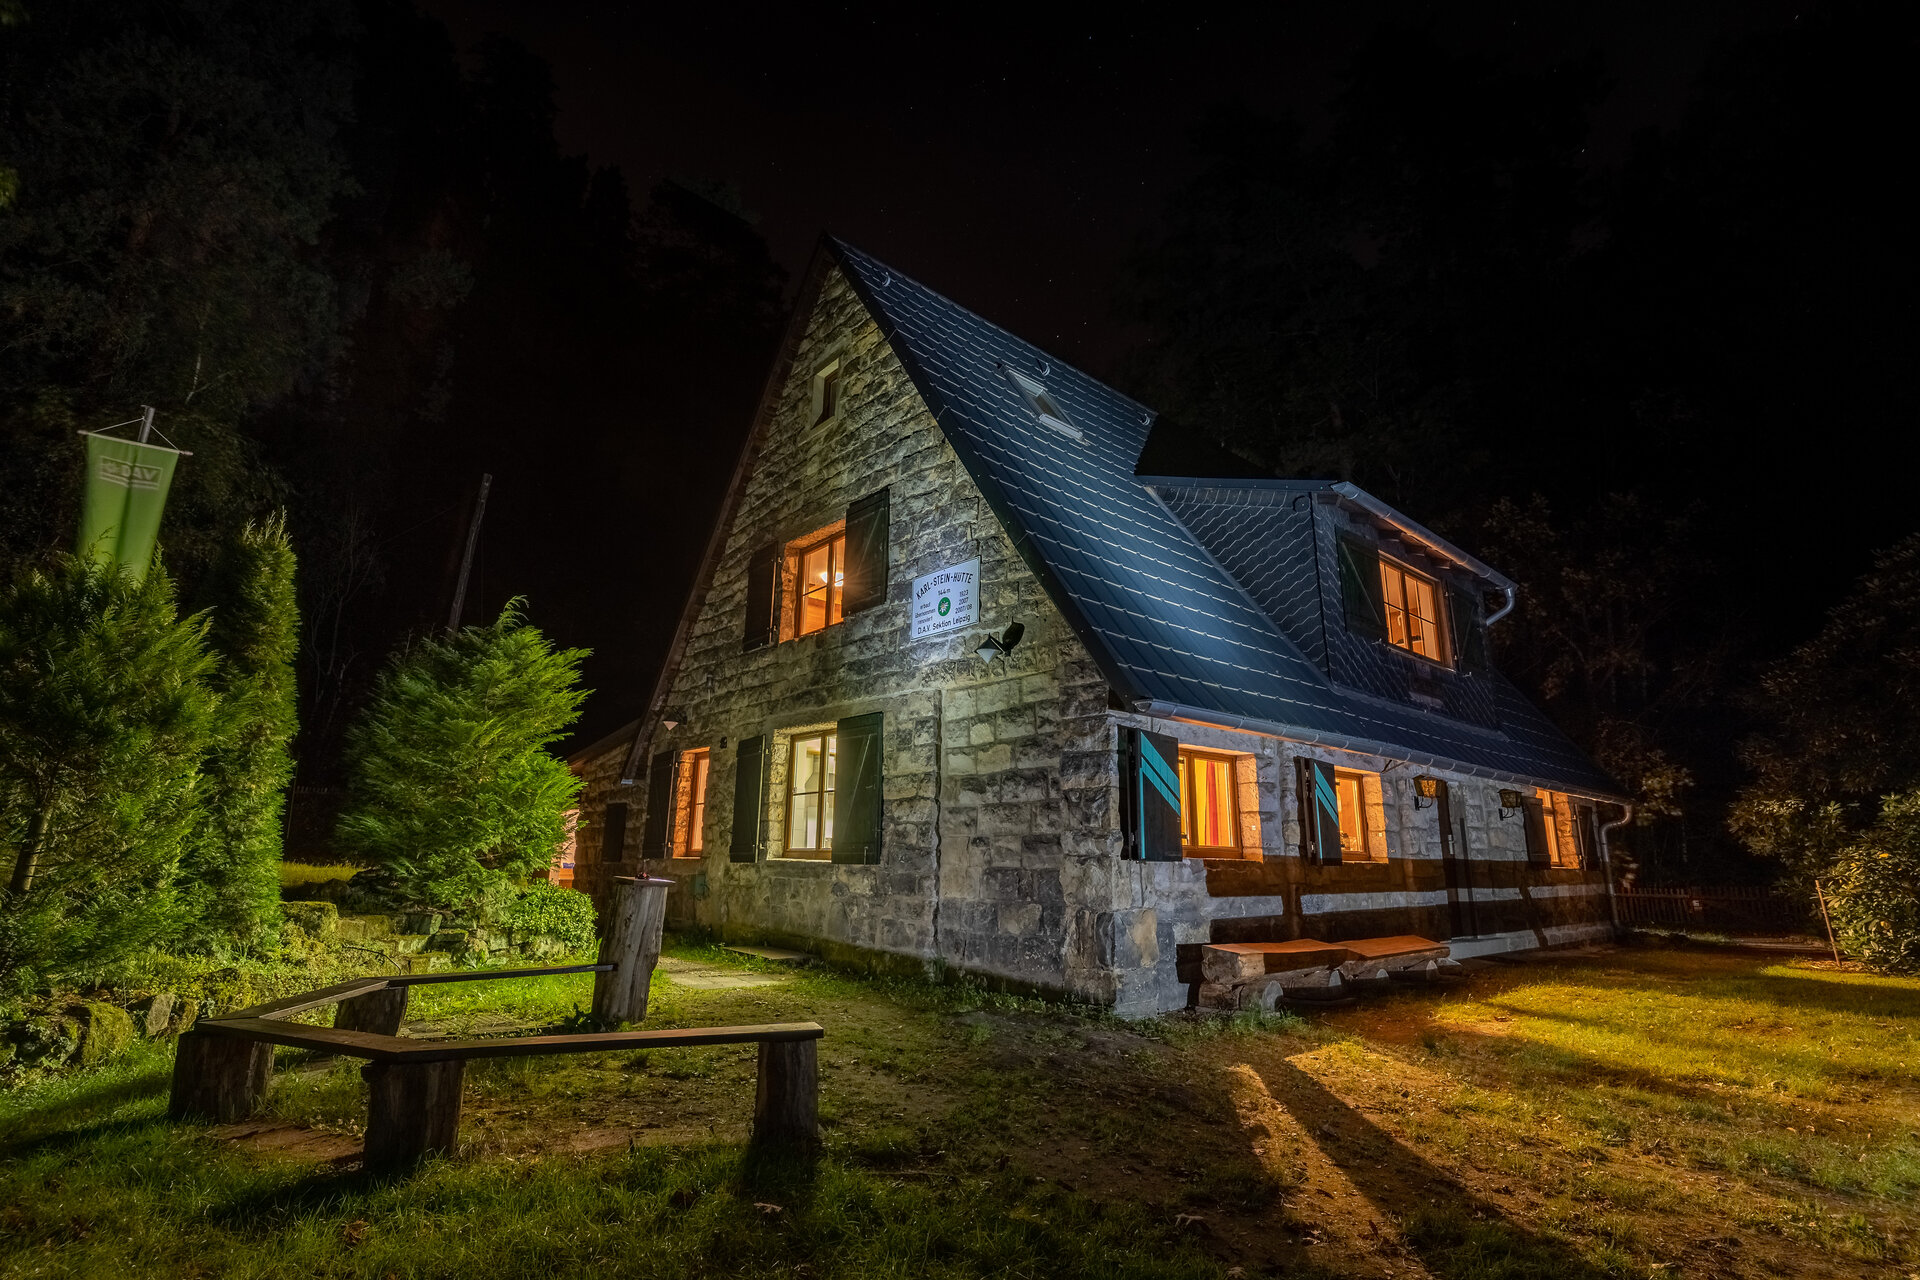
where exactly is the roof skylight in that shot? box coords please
[1004,366,1083,440]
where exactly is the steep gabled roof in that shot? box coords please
[832,240,1621,800]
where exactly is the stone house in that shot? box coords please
[569,239,1629,1016]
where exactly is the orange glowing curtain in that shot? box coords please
[1183,754,1236,849]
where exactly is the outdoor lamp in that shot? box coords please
[1413,775,1441,809]
[1498,788,1524,820]
[974,621,1026,665]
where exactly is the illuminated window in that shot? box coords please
[1178,750,1243,854]
[811,357,843,426]
[794,532,845,636]
[1329,768,1388,861]
[673,749,709,857]
[1524,790,1582,869]
[1379,557,1447,663]
[785,732,836,858]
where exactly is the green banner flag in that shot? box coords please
[75,431,181,579]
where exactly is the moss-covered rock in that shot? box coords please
[69,1002,134,1066]
[282,900,339,938]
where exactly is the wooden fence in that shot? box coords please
[1613,885,1811,934]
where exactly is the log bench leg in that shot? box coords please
[169,1031,274,1122]
[362,1059,465,1169]
[334,985,409,1036]
[752,1039,818,1146]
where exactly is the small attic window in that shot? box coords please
[1004,367,1083,440]
[810,357,843,427]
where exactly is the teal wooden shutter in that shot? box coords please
[600,801,628,863]
[741,541,781,651]
[832,712,884,864]
[1522,798,1552,866]
[1296,756,1341,864]
[1337,535,1386,638]
[642,751,677,858]
[1447,585,1489,672]
[729,736,768,863]
[841,488,890,615]
[1122,728,1183,861]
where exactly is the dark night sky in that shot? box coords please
[418,1,1784,377]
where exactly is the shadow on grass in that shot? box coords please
[1252,1057,1612,1280]
[0,1062,174,1157]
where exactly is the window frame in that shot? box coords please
[782,730,837,859]
[810,356,843,427]
[672,748,709,858]
[1378,554,1451,666]
[1333,768,1387,863]
[791,530,846,638]
[1004,367,1085,440]
[1177,748,1244,856]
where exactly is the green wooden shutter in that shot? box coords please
[832,712,884,865]
[729,736,768,863]
[1296,756,1342,864]
[1447,585,1489,672]
[1572,802,1596,869]
[600,801,628,863]
[741,541,782,651]
[1337,535,1386,638]
[1522,798,1552,867]
[642,751,677,858]
[841,488,890,615]
[1122,728,1183,861]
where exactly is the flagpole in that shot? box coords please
[136,405,155,444]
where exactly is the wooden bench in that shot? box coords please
[168,963,825,1168]
[1198,935,1457,1009]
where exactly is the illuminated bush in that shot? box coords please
[1825,791,1920,975]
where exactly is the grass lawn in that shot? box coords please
[2,941,1916,1279]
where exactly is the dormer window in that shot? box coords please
[810,357,843,426]
[1379,556,1447,663]
[1004,367,1083,440]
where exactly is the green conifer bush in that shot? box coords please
[0,558,217,987]
[179,517,299,949]
[337,603,587,912]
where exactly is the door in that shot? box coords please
[1435,782,1478,939]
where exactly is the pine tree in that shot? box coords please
[178,516,298,949]
[337,603,587,911]
[0,557,216,986]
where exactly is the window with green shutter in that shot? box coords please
[832,713,884,865]
[741,542,782,651]
[1337,534,1387,638]
[728,736,769,863]
[841,488,890,615]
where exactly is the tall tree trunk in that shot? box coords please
[7,796,56,897]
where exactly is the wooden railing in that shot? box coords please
[1613,885,1811,934]
[168,878,824,1168]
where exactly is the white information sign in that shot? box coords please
[910,558,980,640]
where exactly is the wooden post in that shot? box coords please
[362,1059,465,1169]
[1814,879,1842,963]
[334,984,409,1036]
[591,876,670,1024]
[752,1038,819,1146]
[168,1031,274,1122]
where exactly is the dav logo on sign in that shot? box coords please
[99,457,164,491]
[910,557,979,640]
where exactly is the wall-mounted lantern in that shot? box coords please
[974,621,1026,665]
[1498,788,1525,820]
[660,709,686,731]
[1413,775,1441,809]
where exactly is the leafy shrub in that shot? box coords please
[336,602,587,911]
[1825,791,1920,974]
[501,882,597,954]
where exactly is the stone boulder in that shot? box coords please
[68,1001,134,1066]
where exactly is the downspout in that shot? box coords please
[931,687,945,977]
[1484,584,1517,627]
[1597,801,1635,939]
